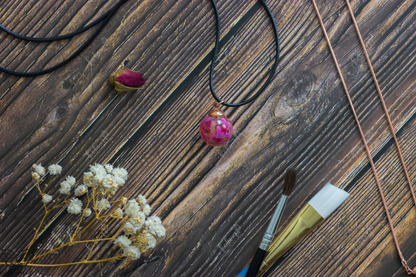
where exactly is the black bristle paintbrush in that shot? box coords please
[245,168,297,277]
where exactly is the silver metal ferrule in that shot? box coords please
[259,195,288,250]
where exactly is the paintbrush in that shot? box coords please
[245,168,297,277]
[258,183,350,275]
[236,183,350,277]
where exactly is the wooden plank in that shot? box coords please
[266,113,416,277]
[120,0,416,276]
[0,0,258,275]
[50,0,414,276]
[0,0,415,276]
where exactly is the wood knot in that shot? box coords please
[274,70,316,118]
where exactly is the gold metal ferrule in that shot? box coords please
[208,102,225,117]
[258,203,324,275]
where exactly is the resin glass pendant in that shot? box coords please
[198,0,279,146]
[200,102,233,146]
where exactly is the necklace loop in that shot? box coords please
[0,0,128,77]
[401,259,416,275]
[209,0,280,107]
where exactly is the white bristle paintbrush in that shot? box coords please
[236,183,350,277]
[258,183,349,275]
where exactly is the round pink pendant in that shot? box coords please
[200,105,233,146]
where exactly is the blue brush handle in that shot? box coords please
[236,266,249,277]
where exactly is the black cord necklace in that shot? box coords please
[200,0,280,146]
[0,0,128,77]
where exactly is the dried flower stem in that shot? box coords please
[21,210,49,262]
[73,217,98,242]
[71,194,93,240]
[42,176,53,194]
[0,256,122,267]
[0,163,166,267]
[27,237,116,263]
[86,217,117,260]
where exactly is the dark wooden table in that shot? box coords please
[0,0,415,276]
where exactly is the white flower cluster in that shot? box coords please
[48,164,62,175]
[32,163,165,261]
[113,194,165,260]
[32,163,63,205]
[32,163,46,177]
[42,194,53,203]
[59,176,77,195]
[85,164,127,196]
[68,198,83,214]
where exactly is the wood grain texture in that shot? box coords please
[0,0,415,276]
[266,113,416,277]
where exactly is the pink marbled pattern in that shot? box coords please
[200,115,233,146]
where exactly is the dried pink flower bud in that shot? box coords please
[115,69,146,87]
[108,69,146,93]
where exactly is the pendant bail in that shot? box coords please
[208,101,225,117]
[213,100,224,108]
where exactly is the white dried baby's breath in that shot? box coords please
[74,185,87,196]
[113,176,125,187]
[144,233,157,250]
[42,194,53,203]
[114,235,131,249]
[90,163,106,176]
[145,215,166,237]
[123,222,137,235]
[113,208,124,218]
[66,176,76,187]
[142,204,151,216]
[83,172,94,187]
[125,200,139,218]
[134,232,156,253]
[84,208,92,217]
[93,174,105,185]
[96,199,110,211]
[33,164,46,176]
[113,167,128,180]
[131,212,146,229]
[104,164,113,174]
[121,197,128,205]
[29,162,166,262]
[32,172,40,181]
[59,181,72,194]
[102,174,114,189]
[137,195,146,206]
[67,198,83,214]
[122,246,140,260]
[48,164,62,175]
